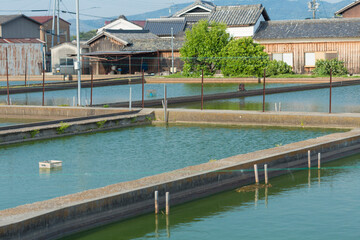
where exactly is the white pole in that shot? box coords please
[254,164,259,184]
[57,0,60,44]
[51,0,56,48]
[308,150,311,169]
[76,0,81,106]
[166,192,170,215]
[154,191,158,214]
[318,152,321,169]
[171,27,174,74]
[264,164,268,184]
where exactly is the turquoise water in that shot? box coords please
[0,124,338,210]
[0,83,294,106]
[177,84,360,113]
[62,153,360,240]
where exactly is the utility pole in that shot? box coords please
[51,0,56,48]
[57,0,60,44]
[308,0,319,19]
[76,0,81,106]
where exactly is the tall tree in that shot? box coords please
[180,20,230,76]
[220,37,269,77]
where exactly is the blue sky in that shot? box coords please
[0,0,345,20]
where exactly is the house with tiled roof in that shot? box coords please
[144,1,269,38]
[254,18,360,74]
[335,0,360,18]
[97,15,143,34]
[85,29,184,75]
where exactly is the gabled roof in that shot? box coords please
[97,17,143,33]
[172,0,215,17]
[253,18,360,40]
[208,4,270,26]
[0,14,41,26]
[87,29,159,46]
[144,18,186,36]
[30,16,71,25]
[335,0,360,15]
[131,20,146,28]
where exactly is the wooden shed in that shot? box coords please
[85,30,183,75]
[254,18,360,74]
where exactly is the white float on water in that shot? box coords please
[39,160,62,169]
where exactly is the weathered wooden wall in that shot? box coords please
[261,41,360,74]
[89,36,125,52]
[0,43,43,76]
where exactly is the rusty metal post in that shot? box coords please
[263,69,266,112]
[24,54,27,86]
[90,66,93,106]
[142,70,145,108]
[140,57,143,72]
[201,69,204,110]
[42,65,45,106]
[329,68,332,114]
[6,48,10,105]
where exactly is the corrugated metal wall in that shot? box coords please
[261,41,360,74]
[0,43,43,76]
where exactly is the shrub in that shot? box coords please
[56,122,70,134]
[266,60,293,76]
[312,59,348,76]
[220,37,269,77]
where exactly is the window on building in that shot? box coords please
[305,52,338,67]
[272,53,293,67]
[60,58,74,66]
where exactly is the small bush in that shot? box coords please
[30,129,40,138]
[266,60,293,76]
[57,122,70,134]
[96,120,107,128]
[313,59,348,76]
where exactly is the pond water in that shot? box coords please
[176,84,360,113]
[61,153,360,240]
[0,83,295,106]
[0,124,338,210]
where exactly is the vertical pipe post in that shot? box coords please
[142,70,144,108]
[201,69,204,110]
[24,54,27,86]
[129,55,132,74]
[129,87,132,111]
[171,27,174,74]
[164,84,167,123]
[166,192,170,215]
[263,69,266,112]
[42,65,45,106]
[51,0,56,48]
[6,48,10,105]
[154,191,158,214]
[90,66,93,106]
[308,150,311,169]
[157,51,160,74]
[329,68,332,114]
[264,164,268,184]
[57,0,60,44]
[140,57,143,72]
[254,164,259,184]
[318,152,321,169]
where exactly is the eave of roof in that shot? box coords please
[335,0,360,15]
[29,16,71,25]
[172,0,215,17]
[0,14,41,26]
[0,38,45,44]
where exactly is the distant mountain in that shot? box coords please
[69,0,354,36]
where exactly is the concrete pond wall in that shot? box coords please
[2,108,360,239]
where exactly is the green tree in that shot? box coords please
[71,30,97,41]
[220,37,269,77]
[180,20,230,76]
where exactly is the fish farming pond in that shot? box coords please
[61,152,360,240]
[0,123,340,211]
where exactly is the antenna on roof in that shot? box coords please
[308,0,320,19]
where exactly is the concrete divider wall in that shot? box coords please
[154,109,360,129]
[0,106,127,118]
[1,128,360,240]
[0,111,154,146]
